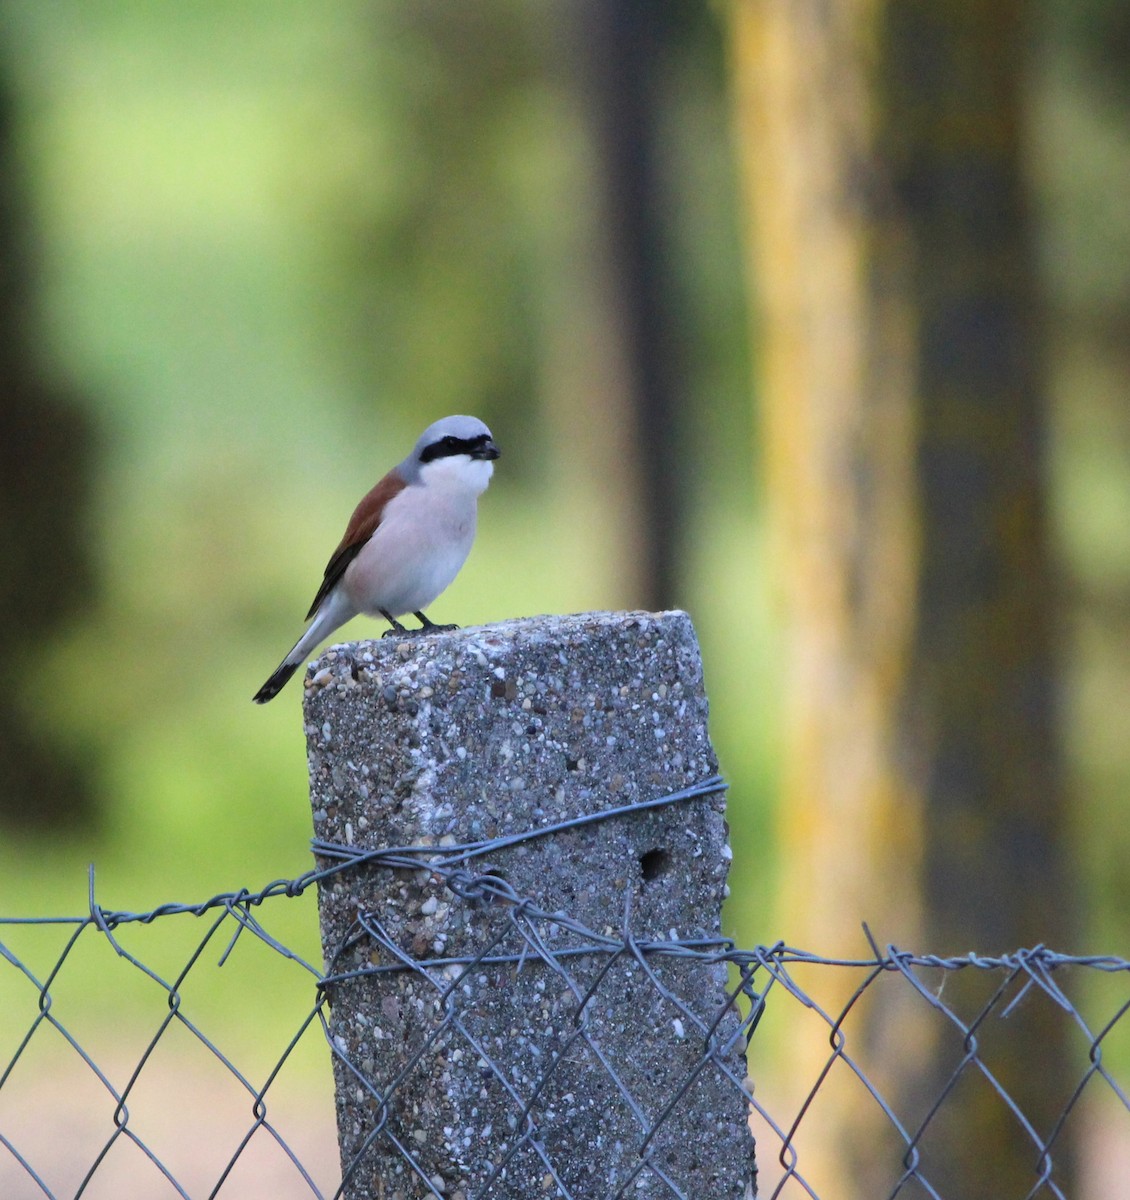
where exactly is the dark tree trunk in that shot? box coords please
[0,69,98,830]
[570,0,688,611]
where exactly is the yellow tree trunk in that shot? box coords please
[729,0,1073,1195]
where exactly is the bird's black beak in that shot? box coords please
[474,440,500,461]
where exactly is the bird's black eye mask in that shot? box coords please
[420,433,498,463]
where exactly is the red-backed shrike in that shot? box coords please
[253,415,499,703]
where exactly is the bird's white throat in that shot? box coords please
[418,454,494,496]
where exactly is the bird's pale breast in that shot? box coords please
[341,476,479,617]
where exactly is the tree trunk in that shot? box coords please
[0,68,98,829]
[730,0,1073,1194]
[566,0,688,612]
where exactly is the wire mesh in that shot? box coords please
[2,817,1128,1198]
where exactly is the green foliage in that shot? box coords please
[1032,13,1130,956]
[4,0,1128,1041]
[0,0,774,1004]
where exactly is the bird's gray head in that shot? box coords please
[401,415,500,490]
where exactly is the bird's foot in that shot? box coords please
[414,612,458,633]
[380,609,412,638]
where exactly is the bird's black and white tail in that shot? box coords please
[252,599,352,703]
[252,660,301,704]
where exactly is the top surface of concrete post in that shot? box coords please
[304,611,754,1199]
[306,610,716,861]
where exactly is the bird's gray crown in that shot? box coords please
[400,414,497,479]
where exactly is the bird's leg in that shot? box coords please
[380,609,412,638]
[414,611,458,633]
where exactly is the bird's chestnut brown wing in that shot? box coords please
[303,472,407,620]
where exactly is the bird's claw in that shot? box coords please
[381,623,458,639]
[413,612,459,634]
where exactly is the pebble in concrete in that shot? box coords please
[304,610,755,1199]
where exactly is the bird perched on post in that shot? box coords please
[253,414,499,703]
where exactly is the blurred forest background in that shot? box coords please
[1,0,1130,1196]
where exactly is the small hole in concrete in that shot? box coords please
[639,848,670,882]
[474,867,508,905]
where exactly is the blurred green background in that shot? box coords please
[0,0,768,929]
[1,0,1129,969]
[1,0,1130,1193]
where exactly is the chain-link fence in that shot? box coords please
[3,835,1128,1199]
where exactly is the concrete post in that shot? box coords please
[304,611,755,1199]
